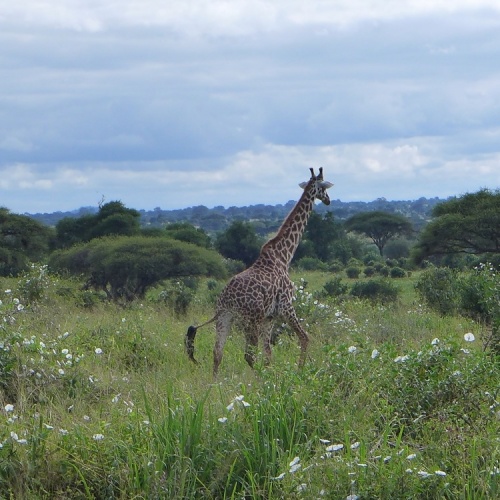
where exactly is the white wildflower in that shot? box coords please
[347,346,357,353]
[272,473,286,481]
[4,404,14,413]
[464,333,475,342]
[371,349,380,359]
[218,417,228,423]
[289,457,301,474]
[326,444,344,452]
[94,348,103,355]
[93,433,105,441]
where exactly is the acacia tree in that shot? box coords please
[344,211,413,257]
[413,189,500,263]
[49,236,226,301]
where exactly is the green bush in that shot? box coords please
[363,266,376,277]
[379,266,390,277]
[323,277,348,298]
[296,257,328,271]
[390,267,406,278]
[346,267,360,279]
[350,279,399,304]
[415,267,460,316]
[156,279,199,316]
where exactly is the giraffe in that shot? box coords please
[186,167,334,376]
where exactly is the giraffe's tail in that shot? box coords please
[185,326,199,364]
[185,316,216,364]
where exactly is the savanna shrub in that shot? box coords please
[328,260,344,273]
[459,263,500,353]
[390,267,406,278]
[363,266,376,277]
[379,266,390,277]
[350,279,399,304]
[296,257,328,271]
[346,266,360,279]
[157,279,197,316]
[415,267,460,315]
[16,264,51,305]
[323,277,349,298]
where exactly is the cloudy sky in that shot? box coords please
[2,1,500,214]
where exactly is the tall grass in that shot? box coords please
[0,269,498,498]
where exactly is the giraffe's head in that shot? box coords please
[299,167,334,205]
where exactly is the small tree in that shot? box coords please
[345,211,413,257]
[0,208,53,276]
[215,221,262,267]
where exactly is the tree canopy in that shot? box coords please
[215,221,263,267]
[55,201,140,248]
[413,189,500,263]
[164,222,212,248]
[344,211,413,256]
[0,208,53,276]
[49,236,226,301]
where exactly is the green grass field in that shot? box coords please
[0,270,499,499]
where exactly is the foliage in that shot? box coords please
[164,222,212,248]
[322,277,349,298]
[346,266,361,279]
[384,238,411,259]
[155,278,199,316]
[390,267,406,278]
[295,256,328,271]
[0,208,53,277]
[345,211,414,257]
[415,267,460,316]
[55,201,141,248]
[49,236,226,301]
[413,189,500,263]
[415,264,500,351]
[16,264,53,305]
[215,221,262,267]
[302,211,344,261]
[350,278,399,303]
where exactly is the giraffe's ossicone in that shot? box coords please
[186,167,334,376]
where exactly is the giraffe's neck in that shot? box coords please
[259,184,315,268]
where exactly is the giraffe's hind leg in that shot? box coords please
[213,311,233,377]
[244,323,259,368]
[261,319,275,366]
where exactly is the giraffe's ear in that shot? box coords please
[320,181,334,189]
[299,182,308,189]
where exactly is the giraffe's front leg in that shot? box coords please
[281,306,309,368]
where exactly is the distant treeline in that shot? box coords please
[27,196,446,234]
